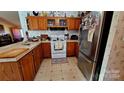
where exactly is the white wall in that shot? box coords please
[18,11,28,40]
[27,30,79,38]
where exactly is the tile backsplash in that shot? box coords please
[27,30,79,39]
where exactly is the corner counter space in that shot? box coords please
[0,39,79,81]
[0,41,43,81]
[0,41,42,62]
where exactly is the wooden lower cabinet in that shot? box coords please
[0,52,35,81]
[0,43,44,81]
[0,62,22,81]
[19,52,35,81]
[33,44,43,73]
[42,43,51,58]
[67,42,75,57]
[75,42,79,58]
[0,42,79,81]
[67,42,79,57]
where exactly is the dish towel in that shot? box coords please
[88,27,95,42]
[54,41,63,50]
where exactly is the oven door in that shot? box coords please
[51,41,66,53]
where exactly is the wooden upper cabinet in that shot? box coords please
[27,16,80,31]
[27,16,39,30]
[38,17,47,30]
[67,18,81,30]
[75,18,81,30]
[27,16,47,30]
[67,18,75,30]
[47,17,67,28]
[19,52,35,81]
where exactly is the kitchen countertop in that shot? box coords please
[0,40,78,62]
[0,41,42,62]
[41,40,79,43]
[67,40,79,42]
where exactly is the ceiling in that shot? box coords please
[0,11,20,27]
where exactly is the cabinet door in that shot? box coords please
[38,17,47,30]
[75,19,81,30]
[0,62,22,81]
[27,17,39,30]
[39,43,43,62]
[67,42,75,57]
[42,43,51,58]
[67,18,75,30]
[19,52,35,81]
[33,44,41,73]
[75,42,79,57]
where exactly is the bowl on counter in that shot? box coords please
[31,38,39,42]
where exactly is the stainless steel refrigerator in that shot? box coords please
[78,11,113,80]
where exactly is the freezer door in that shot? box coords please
[78,52,94,80]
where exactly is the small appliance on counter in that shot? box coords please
[70,35,78,40]
[0,34,13,47]
[41,34,50,41]
[64,30,69,40]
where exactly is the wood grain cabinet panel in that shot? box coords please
[42,43,51,58]
[27,16,47,30]
[67,18,81,30]
[38,17,47,30]
[0,62,22,81]
[27,16,80,31]
[33,44,43,73]
[75,42,79,58]
[67,42,75,57]
[19,52,35,81]
[27,16,39,30]
[0,44,44,81]
[75,18,81,30]
[67,18,75,30]
[67,42,79,57]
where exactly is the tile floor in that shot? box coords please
[34,57,86,81]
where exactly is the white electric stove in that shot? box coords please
[51,35,66,58]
